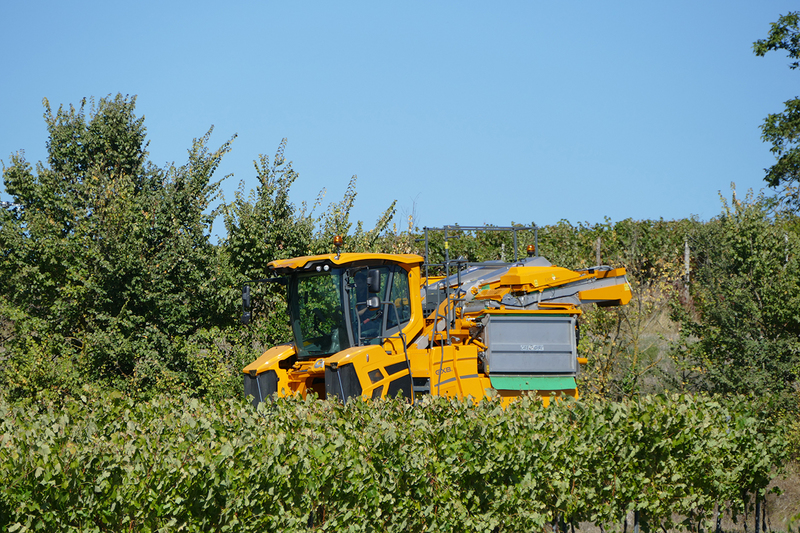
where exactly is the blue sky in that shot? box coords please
[1,1,797,237]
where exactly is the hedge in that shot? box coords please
[0,393,786,532]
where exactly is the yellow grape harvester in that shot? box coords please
[242,226,631,406]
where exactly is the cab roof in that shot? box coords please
[268,252,424,273]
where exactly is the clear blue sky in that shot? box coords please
[1,1,797,237]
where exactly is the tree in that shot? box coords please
[754,12,800,205]
[222,138,315,281]
[0,94,233,399]
[308,174,397,256]
[217,139,316,354]
[672,188,800,412]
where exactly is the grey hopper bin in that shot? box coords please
[484,314,578,374]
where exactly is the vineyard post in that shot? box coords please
[553,513,567,533]
[755,494,761,533]
[743,488,750,533]
[684,240,690,284]
[596,236,601,265]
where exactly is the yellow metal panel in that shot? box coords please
[594,267,627,279]
[242,343,295,375]
[325,344,384,367]
[499,266,585,288]
[577,282,632,305]
[480,309,576,316]
[269,252,424,271]
[428,344,485,399]
[241,344,299,397]
[324,344,413,400]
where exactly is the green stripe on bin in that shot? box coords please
[490,375,577,391]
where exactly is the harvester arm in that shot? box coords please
[472,265,631,311]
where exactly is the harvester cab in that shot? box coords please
[243,252,424,404]
[242,226,631,406]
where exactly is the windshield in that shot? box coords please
[287,264,413,357]
[289,269,352,358]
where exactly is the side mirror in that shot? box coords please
[242,285,251,308]
[241,285,251,325]
[366,295,381,311]
[367,269,381,293]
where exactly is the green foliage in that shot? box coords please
[0,393,786,532]
[754,12,800,204]
[412,218,694,276]
[0,95,234,398]
[415,225,541,279]
[754,12,800,70]
[309,174,397,255]
[672,189,800,413]
[222,138,315,281]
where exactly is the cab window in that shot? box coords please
[348,265,411,343]
[386,267,411,330]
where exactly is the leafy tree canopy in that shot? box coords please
[673,188,800,412]
[754,12,800,204]
[0,94,234,398]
